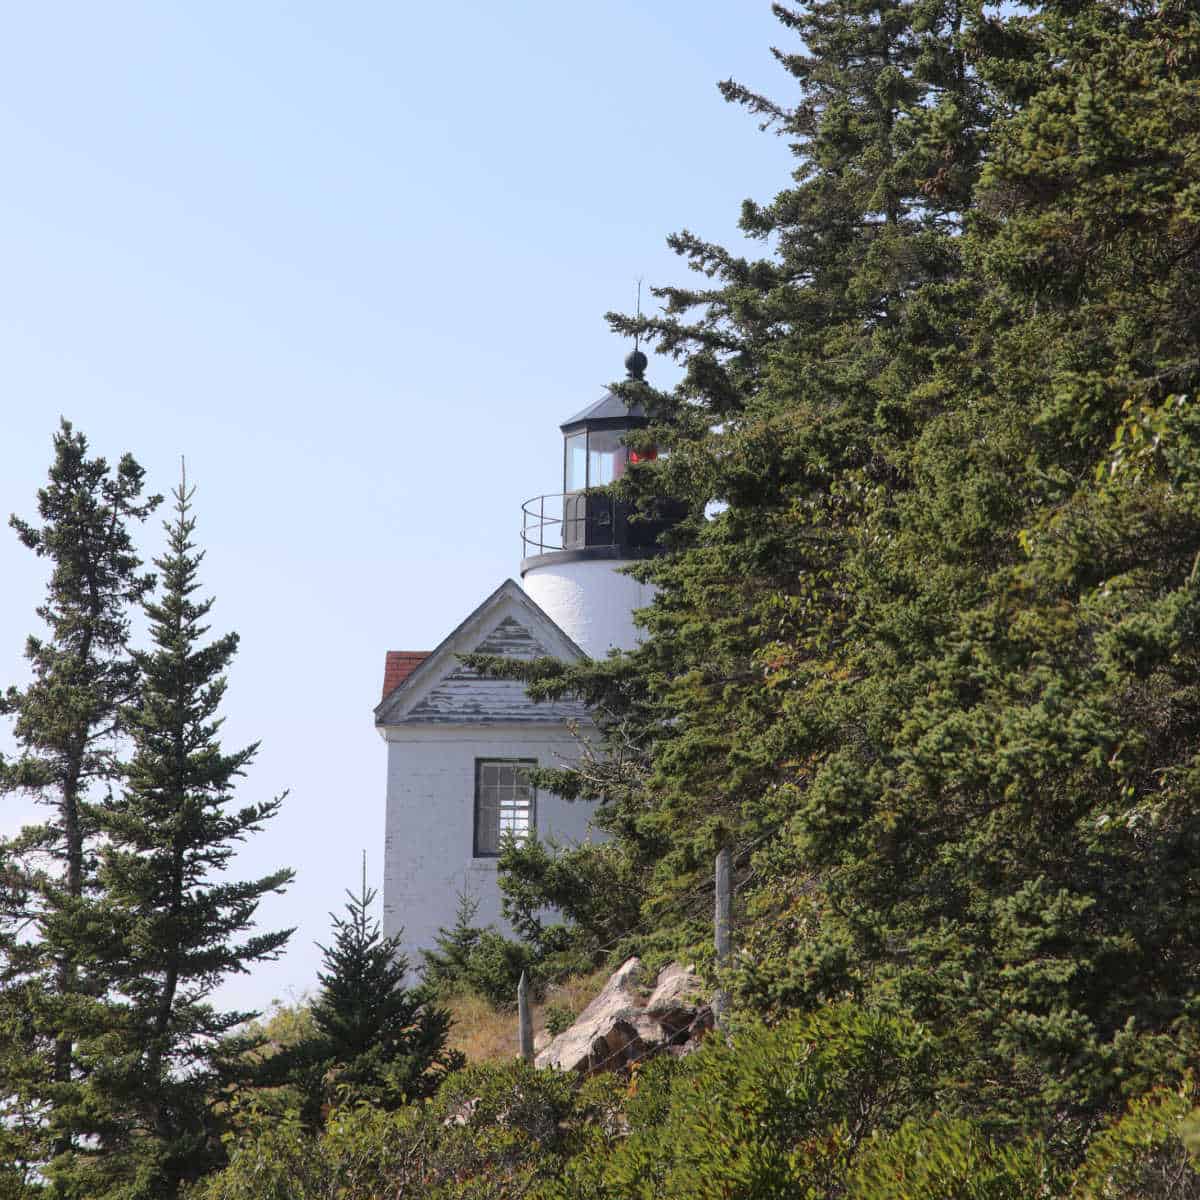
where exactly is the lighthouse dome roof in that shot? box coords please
[560,387,647,433]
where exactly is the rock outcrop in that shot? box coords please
[535,958,709,1076]
[646,961,707,1039]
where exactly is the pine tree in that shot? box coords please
[571,0,1200,1140]
[421,889,483,990]
[787,0,1200,1129]
[52,472,294,1198]
[484,0,993,937]
[282,861,461,1126]
[478,0,1200,1141]
[0,419,159,1178]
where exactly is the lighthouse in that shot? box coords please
[519,348,673,657]
[376,348,677,968]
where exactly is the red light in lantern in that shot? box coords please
[629,447,658,465]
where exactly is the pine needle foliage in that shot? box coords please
[421,889,484,989]
[0,419,159,1180]
[485,0,1200,1147]
[277,862,461,1126]
[50,472,294,1199]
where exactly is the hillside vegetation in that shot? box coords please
[8,1,1200,1196]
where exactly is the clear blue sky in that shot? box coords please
[0,2,793,1015]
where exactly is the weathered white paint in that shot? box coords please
[406,615,586,725]
[377,579,598,975]
[381,723,597,974]
[376,580,588,729]
[522,558,653,658]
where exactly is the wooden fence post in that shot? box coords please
[713,845,732,1033]
[518,970,534,1064]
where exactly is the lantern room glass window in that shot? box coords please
[564,433,587,492]
[563,429,629,492]
[588,429,627,486]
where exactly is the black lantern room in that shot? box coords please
[559,349,658,551]
[520,349,677,566]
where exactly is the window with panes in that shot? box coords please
[473,758,536,858]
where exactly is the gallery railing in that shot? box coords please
[521,491,617,555]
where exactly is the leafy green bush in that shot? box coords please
[1070,1083,1200,1200]
[544,1003,576,1037]
[542,1003,936,1200]
[196,1061,580,1200]
[849,1119,1059,1200]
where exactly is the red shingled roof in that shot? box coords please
[381,651,430,701]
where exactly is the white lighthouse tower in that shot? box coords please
[520,348,673,657]
[376,348,680,968]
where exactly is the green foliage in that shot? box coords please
[545,1004,935,1200]
[780,0,1200,1128]
[849,1120,1059,1200]
[459,929,538,1011]
[479,0,998,983]
[197,1061,580,1200]
[424,888,540,1010]
[423,889,484,990]
[498,835,642,972]
[191,1014,1200,1200]
[1070,1083,1200,1200]
[190,1106,409,1200]
[47,476,294,1199]
[0,420,159,1183]
[482,0,1200,1151]
[271,864,461,1126]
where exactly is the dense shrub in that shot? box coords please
[196,1061,579,1200]
[424,892,540,1010]
[849,1119,1059,1200]
[1070,1084,1200,1200]
[542,1004,936,1200]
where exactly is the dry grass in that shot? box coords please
[443,969,610,1064]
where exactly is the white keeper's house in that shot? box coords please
[374,348,676,969]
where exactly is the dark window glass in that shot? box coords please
[474,758,536,857]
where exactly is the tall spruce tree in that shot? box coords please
[0,420,159,1179]
[780,0,1200,1133]
[491,0,992,938]
[51,473,294,1199]
[515,0,1200,1145]
[490,0,1200,1144]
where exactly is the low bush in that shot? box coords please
[542,1003,937,1200]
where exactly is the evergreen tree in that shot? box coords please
[281,862,461,1126]
[486,0,1200,1144]
[421,889,483,990]
[52,473,294,1198]
[524,0,1200,1143]
[784,0,1200,1130]
[485,0,993,934]
[0,420,159,1178]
